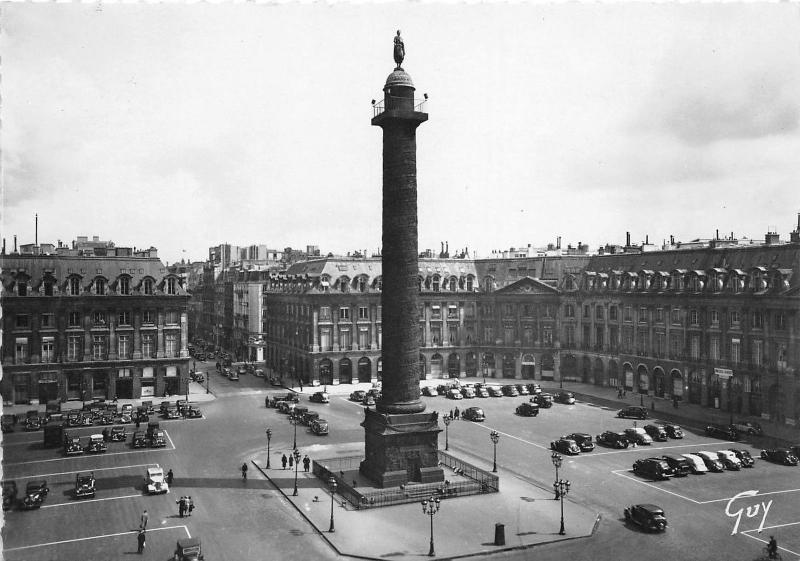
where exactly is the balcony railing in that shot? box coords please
[372,95,427,118]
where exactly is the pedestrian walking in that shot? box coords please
[449,409,454,420]
[454,407,460,420]
[303,455,310,472]
[623,389,627,398]
[617,388,623,399]
[113,394,119,404]
[177,496,187,517]
[299,378,304,392]
[282,454,288,470]
[188,496,194,516]
[166,469,174,486]
[140,509,149,530]
[288,454,294,469]
[241,462,248,480]
[137,529,146,554]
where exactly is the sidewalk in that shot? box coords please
[253,455,599,561]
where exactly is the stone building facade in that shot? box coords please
[1,249,190,404]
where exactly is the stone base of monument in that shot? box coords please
[359,407,445,488]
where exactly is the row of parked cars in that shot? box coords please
[267,392,329,435]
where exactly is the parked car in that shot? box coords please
[350,390,367,401]
[25,416,42,431]
[237,365,247,376]
[695,451,725,472]
[64,434,84,455]
[502,385,519,397]
[633,458,674,480]
[462,407,486,422]
[311,418,329,435]
[516,384,530,396]
[705,425,740,441]
[526,383,542,395]
[760,448,799,466]
[554,391,576,405]
[624,504,667,532]
[363,395,376,406]
[617,406,648,420]
[717,450,742,471]
[732,420,763,435]
[174,537,204,561]
[624,427,653,446]
[21,480,49,510]
[421,387,438,397]
[164,406,180,419]
[121,403,133,416]
[85,434,108,454]
[254,369,264,378]
[488,386,504,398]
[144,467,169,494]
[535,393,554,408]
[550,438,581,455]
[446,389,463,400]
[681,453,709,474]
[2,414,16,433]
[515,402,539,417]
[476,387,490,398]
[132,431,148,448]
[302,411,320,426]
[185,406,202,419]
[728,448,755,468]
[596,431,629,449]
[149,430,167,448]
[310,391,330,404]
[277,401,297,414]
[229,371,240,381]
[3,481,18,511]
[74,472,96,499]
[563,433,594,452]
[657,423,684,439]
[644,424,668,442]
[109,426,127,442]
[95,412,114,425]
[661,455,692,477]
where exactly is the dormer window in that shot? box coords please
[43,280,54,296]
[432,275,440,292]
[120,277,130,295]
[166,277,177,295]
[94,278,105,295]
[449,276,458,292]
[69,277,81,296]
[143,278,154,295]
[466,276,474,292]
[17,281,27,296]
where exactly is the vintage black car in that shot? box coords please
[633,458,674,480]
[311,418,329,436]
[554,391,576,405]
[515,384,530,396]
[175,537,205,561]
[563,433,594,452]
[661,455,692,477]
[1,414,15,433]
[25,416,42,431]
[75,472,96,499]
[309,391,329,403]
[644,424,668,442]
[66,412,82,428]
[185,406,202,419]
[596,431,629,449]
[624,427,653,445]
[624,504,667,532]
[64,434,84,455]
[515,402,540,417]
[501,385,519,397]
[705,425,741,441]
[729,448,755,467]
[658,423,684,439]
[421,387,438,397]
[462,407,486,422]
[349,390,367,401]
[760,448,799,466]
[109,426,127,442]
[132,431,148,448]
[95,413,114,426]
[550,438,581,455]
[732,420,763,435]
[149,429,167,448]
[21,480,49,510]
[526,383,542,395]
[3,481,18,511]
[617,406,648,420]
[534,393,553,408]
[164,406,180,419]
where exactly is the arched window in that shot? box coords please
[43,279,54,296]
[166,277,177,295]
[449,276,458,292]
[69,277,81,295]
[94,278,106,295]
[466,276,474,291]
[432,275,440,292]
[143,278,154,295]
[119,276,130,295]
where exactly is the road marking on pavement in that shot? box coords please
[588,441,729,457]
[8,462,160,480]
[742,524,800,558]
[41,493,144,509]
[701,487,800,505]
[611,469,703,504]
[4,524,190,552]
[472,424,549,451]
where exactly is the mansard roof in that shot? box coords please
[1,253,169,288]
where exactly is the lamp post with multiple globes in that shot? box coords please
[489,430,500,473]
[421,496,441,556]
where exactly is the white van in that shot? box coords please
[681,453,709,474]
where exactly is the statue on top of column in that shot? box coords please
[393,30,405,69]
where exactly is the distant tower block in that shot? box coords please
[361,31,443,488]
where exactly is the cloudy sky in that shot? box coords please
[2,3,800,264]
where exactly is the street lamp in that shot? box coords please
[328,476,337,533]
[551,451,562,499]
[265,428,272,469]
[554,479,571,535]
[490,430,500,473]
[443,415,451,451]
[290,410,299,450]
[421,495,441,556]
[292,448,301,496]
[206,370,210,394]
[482,360,487,386]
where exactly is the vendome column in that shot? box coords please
[360,32,444,488]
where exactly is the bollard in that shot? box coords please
[494,523,505,546]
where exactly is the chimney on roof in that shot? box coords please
[557,236,561,249]
[765,231,780,245]
[716,229,719,240]
[645,234,649,245]
[35,213,38,246]
[670,235,674,245]
[2,238,5,255]
[14,235,17,253]
[626,232,630,246]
